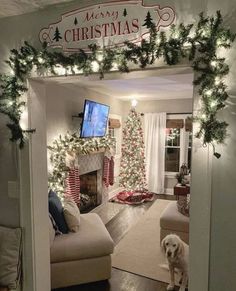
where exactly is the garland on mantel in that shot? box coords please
[48,132,115,198]
[0,11,235,157]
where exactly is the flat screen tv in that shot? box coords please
[80,99,110,138]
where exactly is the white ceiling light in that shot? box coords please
[131,99,138,107]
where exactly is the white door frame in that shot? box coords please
[19,65,213,291]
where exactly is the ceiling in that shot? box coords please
[0,0,72,18]
[42,69,194,101]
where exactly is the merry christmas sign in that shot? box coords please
[39,0,175,52]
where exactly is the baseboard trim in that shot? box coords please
[108,187,123,199]
[164,188,174,195]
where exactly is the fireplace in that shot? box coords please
[79,171,98,212]
[78,152,106,212]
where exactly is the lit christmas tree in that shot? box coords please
[119,108,147,191]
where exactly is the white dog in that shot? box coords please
[161,234,189,291]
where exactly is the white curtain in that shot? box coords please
[144,113,166,193]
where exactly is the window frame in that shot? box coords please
[165,114,192,175]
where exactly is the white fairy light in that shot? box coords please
[8,100,13,106]
[211,60,217,67]
[54,65,66,75]
[27,55,34,62]
[131,99,138,107]
[72,66,83,74]
[111,62,119,71]
[210,100,217,108]
[37,56,44,64]
[201,113,207,120]
[97,53,104,62]
[9,69,14,75]
[205,89,213,96]
[214,77,221,85]
[91,61,99,72]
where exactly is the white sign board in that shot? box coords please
[39,0,175,52]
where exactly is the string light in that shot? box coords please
[0,11,234,158]
[211,60,217,67]
[37,56,44,64]
[210,100,217,108]
[91,61,99,72]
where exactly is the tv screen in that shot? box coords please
[80,99,110,138]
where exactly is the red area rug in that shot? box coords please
[110,190,154,205]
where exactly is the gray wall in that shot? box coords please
[46,83,124,145]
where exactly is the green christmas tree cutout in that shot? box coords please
[119,109,147,191]
[123,8,128,17]
[53,27,62,42]
[74,17,78,25]
[142,11,155,29]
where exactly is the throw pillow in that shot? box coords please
[177,194,190,217]
[48,190,69,234]
[0,226,22,289]
[63,197,80,233]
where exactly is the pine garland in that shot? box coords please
[48,132,115,198]
[0,11,235,157]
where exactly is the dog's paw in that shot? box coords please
[179,287,186,291]
[167,284,175,291]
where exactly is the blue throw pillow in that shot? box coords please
[48,190,69,234]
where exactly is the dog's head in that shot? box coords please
[161,234,184,260]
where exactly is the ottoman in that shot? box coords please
[160,201,189,244]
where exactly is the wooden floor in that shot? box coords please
[54,194,177,291]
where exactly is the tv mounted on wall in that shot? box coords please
[80,99,110,138]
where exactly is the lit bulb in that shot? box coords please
[54,65,66,75]
[20,60,27,65]
[214,77,221,85]
[131,99,138,107]
[211,60,217,67]
[8,100,13,106]
[205,89,213,96]
[38,56,44,64]
[210,101,217,108]
[27,55,34,62]
[9,69,14,75]
[91,61,99,72]
[201,113,206,120]
[72,66,83,74]
[97,53,104,62]
[111,62,118,71]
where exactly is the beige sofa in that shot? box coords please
[160,201,189,244]
[49,213,114,289]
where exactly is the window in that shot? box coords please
[165,128,181,172]
[165,116,192,173]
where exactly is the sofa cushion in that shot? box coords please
[49,216,55,247]
[50,213,114,263]
[160,201,189,233]
[63,197,80,233]
[48,190,68,234]
[0,226,22,289]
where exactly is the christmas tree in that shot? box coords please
[123,8,128,17]
[119,109,147,191]
[53,27,62,42]
[142,11,155,28]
